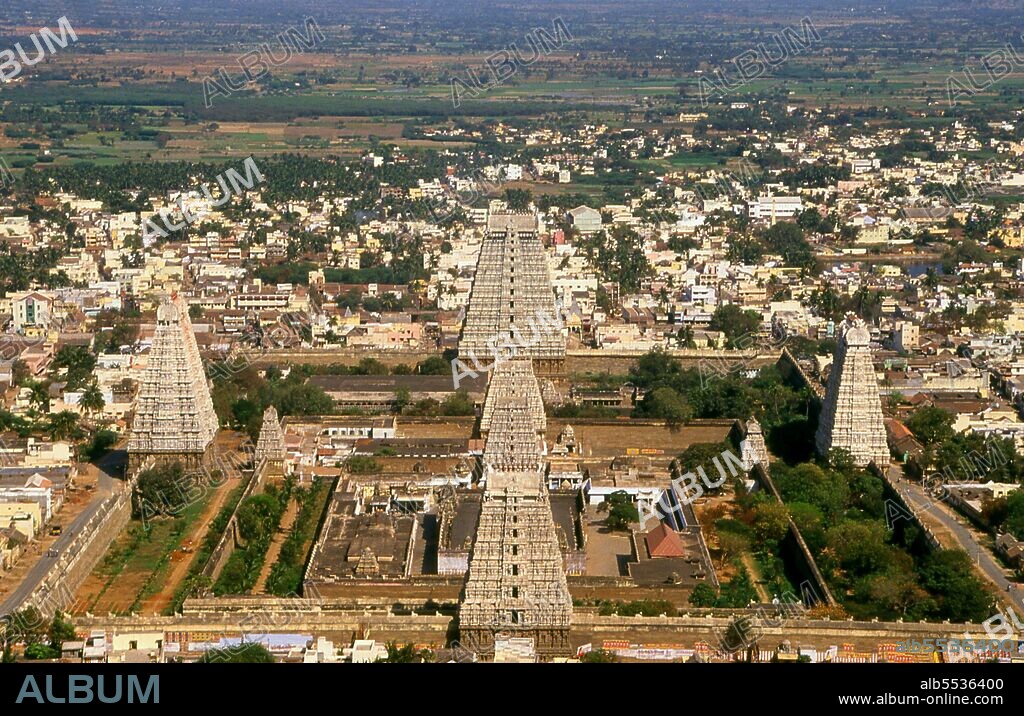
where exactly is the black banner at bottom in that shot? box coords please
[0,663,1018,707]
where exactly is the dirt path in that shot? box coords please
[138,475,240,614]
[739,551,772,602]
[255,497,299,594]
[137,434,253,614]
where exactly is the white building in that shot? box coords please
[748,195,803,221]
[894,321,919,353]
[11,292,53,335]
[566,206,602,235]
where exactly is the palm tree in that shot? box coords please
[378,641,420,663]
[47,411,80,441]
[27,380,50,413]
[80,381,105,416]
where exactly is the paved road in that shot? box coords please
[0,451,123,618]
[885,465,1024,620]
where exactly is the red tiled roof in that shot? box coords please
[645,523,686,558]
[886,418,913,441]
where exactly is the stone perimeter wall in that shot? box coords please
[239,347,775,375]
[873,463,943,552]
[202,459,269,581]
[750,462,837,606]
[23,483,133,616]
[68,606,1015,651]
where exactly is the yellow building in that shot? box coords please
[0,502,43,539]
[998,225,1024,248]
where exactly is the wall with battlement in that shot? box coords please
[202,460,268,581]
[750,462,837,606]
[24,484,132,616]
[874,464,942,552]
[240,347,779,376]
[66,604,1016,655]
[572,613,1017,646]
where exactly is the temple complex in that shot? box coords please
[127,295,218,474]
[459,359,573,659]
[815,318,891,468]
[458,212,565,375]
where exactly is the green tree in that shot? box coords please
[24,643,56,660]
[917,550,994,623]
[688,582,719,607]
[271,383,335,416]
[716,531,749,569]
[865,569,929,619]
[823,521,893,578]
[761,222,815,269]
[717,566,759,607]
[934,434,1024,484]
[677,442,733,475]
[638,386,692,427]
[773,463,849,521]
[580,648,619,663]
[598,490,639,531]
[354,357,389,375]
[416,356,450,375]
[905,406,955,446]
[79,381,105,416]
[629,349,683,389]
[11,359,30,386]
[440,390,475,416]
[81,428,117,461]
[809,284,842,321]
[726,237,764,264]
[751,501,790,546]
[47,411,81,440]
[198,643,275,663]
[378,641,421,663]
[52,346,97,391]
[133,462,188,518]
[346,456,382,474]
[48,611,76,653]
[987,489,1024,539]
[503,188,532,211]
[580,226,651,293]
[709,304,762,347]
[787,502,826,553]
[236,493,283,542]
[7,606,49,648]
[393,387,411,413]
[26,380,50,412]
[231,397,260,429]
[796,207,824,233]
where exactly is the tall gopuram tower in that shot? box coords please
[458,212,565,376]
[740,418,770,473]
[815,318,890,468]
[459,360,572,659]
[127,295,218,474]
[254,405,286,476]
[479,357,546,437]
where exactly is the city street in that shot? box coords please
[886,465,1024,619]
[0,451,122,618]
